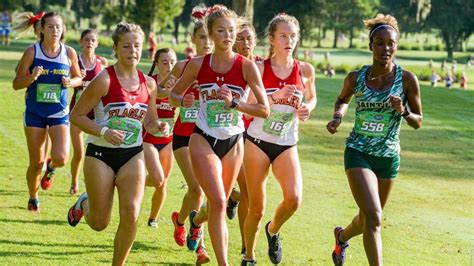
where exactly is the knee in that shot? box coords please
[119,205,141,227]
[208,196,227,213]
[284,194,302,212]
[247,204,265,221]
[363,209,383,230]
[52,156,67,168]
[89,218,109,232]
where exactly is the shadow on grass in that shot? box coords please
[0,218,64,225]
[0,238,111,249]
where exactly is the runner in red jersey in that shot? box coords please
[67,23,168,265]
[142,48,177,228]
[157,9,213,264]
[243,14,317,265]
[166,5,269,265]
[69,29,107,196]
[228,21,264,256]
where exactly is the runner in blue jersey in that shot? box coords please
[12,12,82,212]
[326,14,422,266]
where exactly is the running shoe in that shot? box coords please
[186,210,202,251]
[171,211,186,246]
[195,245,210,265]
[27,198,40,212]
[148,218,158,228]
[226,197,239,220]
[67,192,87,227]
[241,259,257,266]
[332,227,349,266]
[40,158,55,190]
[265,221,282,264]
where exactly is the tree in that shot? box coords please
[129,0,184,35]
[232,0,254,23]
[426,0,473,59]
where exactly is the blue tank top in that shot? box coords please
[26,42,70,118]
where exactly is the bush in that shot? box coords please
[398,43,411,50]
[335,64,354,74]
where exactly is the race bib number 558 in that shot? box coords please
[355,111,390,137]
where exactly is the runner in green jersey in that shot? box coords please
[326,14,422,266]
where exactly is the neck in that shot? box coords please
[41,40,60,51]
[158,72,167,81]
[114,63,136,78]
[213,47,234,60]
[371,61,393,75]
[81,50,95,61]
[272,53,293,68]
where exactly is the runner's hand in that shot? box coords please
[104,129,125,146]
[296,103,310,121]
[272,84,296,100]
[217,85,233,107]
[389,95,404,113]
[157,120,170,136]
[181,93,194,108]
[62,76,72,87]
[326,118,341,134]
[165,75,177,91]
[31,66,43,81]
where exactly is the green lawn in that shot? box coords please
[0,44,472,265]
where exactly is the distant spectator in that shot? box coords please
[430,70,441,87]
[460,72,467,90]
[445,71,454,89]
[451,60,457,72]
[324,64,335,78]
[1,10,12,46]
[428,59,433,68]
[148,32,157,59]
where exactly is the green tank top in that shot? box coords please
[346,64,406,157]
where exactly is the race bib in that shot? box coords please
[263,110,295,136]
[107,116,142,145]
[75,89,83,103]
[207,102,238,128]
[179,100,199,123]
[153,118,175,137]
[37,83,61,103]
[355,111,390,137]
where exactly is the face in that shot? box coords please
[192,27,213,55]
[156,51,177,77]
[42,16,63,42]
[235,27,256,58]
[210,16,236,51]
[114,32,143,67]
[370,29,398,65]
[80,32,98,52]
[270,21,299,56]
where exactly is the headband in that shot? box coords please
[28,11,45,25]
[369,24,395,39]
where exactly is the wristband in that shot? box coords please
[333,112,343,120]
[100,126,109,137]
[401,109,410,117]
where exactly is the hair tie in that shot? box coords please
[192,11,207,19]
[369,24,395,39]
[28,11,45,25]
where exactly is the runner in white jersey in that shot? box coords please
[242,13,317,265]
[167,5,269,265]
[66,23,168,265]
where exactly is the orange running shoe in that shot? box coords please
[196,245,210,265]
[171,211,186,246]
[40,158,55,190]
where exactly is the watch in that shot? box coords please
[227,98,240,109]
[401,109,410,117]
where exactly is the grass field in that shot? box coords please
[0,42,473,265]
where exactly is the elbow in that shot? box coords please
[261,105,270,119]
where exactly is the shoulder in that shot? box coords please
[298,61,315,77]
[145,74,157,89]
[401,69,419,90]
[241,56,257,69]
[173,60,188,72]
[189,55,205,67]
[23,45,35,57]
[98,55,108,65]
[345,70,360,86]
[65,45,78,59]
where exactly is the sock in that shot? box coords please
[338,230,346,243]
[47,161,55,172]
[191,215,201,228]
[177,220,184,227]
[267,223,277,237]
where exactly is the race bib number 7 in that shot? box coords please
[355,111,390,137]
[207,102,238,128]
[107,116,142,145]
[37,83,61,103]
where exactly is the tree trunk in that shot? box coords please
[232,0,254,23]
[173,16,180,44]
[442,31,453,60]
[349,26,354,48]
[333,29,338,48]
[317,23,322,48]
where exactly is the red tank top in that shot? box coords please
[143,74,175,144]
[103,66,149,108]
[262,58,305,93]
[172,60,200,137]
